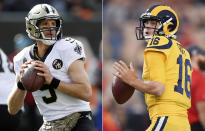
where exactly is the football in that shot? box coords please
[112,76,135,104]
[21,61,45,92]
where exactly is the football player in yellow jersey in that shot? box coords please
[113,5,192,131]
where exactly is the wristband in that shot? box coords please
[17,81,25,91]
[50,77,60,89]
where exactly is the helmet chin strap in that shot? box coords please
[40,32,56,45]
[40,39,56,45]
[143,30,154,40]
[144,35,153,39]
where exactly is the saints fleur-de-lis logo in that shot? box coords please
[52,59,63,70]
[74,44,82,55]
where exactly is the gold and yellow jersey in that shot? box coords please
[142,35,192,119]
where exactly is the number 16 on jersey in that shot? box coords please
[174,55,192,98]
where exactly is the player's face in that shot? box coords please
[38,19,57,39]
[143,20,160,38]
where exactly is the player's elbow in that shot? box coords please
[154,87,165,96]
[154,83,165,96]
[84,94,92,102]
[7,97,22,115]
[82,83,92,102]
[146,81,165,96]
[8,109,17,115]
[7,106,19,115]
[7,99,16,115]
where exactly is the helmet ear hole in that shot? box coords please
[26,23,40,38]
[168,23,174,32]
[163,22,172,36]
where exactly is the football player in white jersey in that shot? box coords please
[0,49,22,131]
[7,4,94,131]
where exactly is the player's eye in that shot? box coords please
[43,23,48,26]
[150,21,157,25]
[40,22,48,27]
[143,20,148,25]
[144,20,157,28]
[51,21,56,27]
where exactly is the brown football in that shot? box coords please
[112,76,135,104]
[21,62,45,92]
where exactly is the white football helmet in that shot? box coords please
[25,4,62,45]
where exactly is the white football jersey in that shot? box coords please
[0,49,15,105]
[13,38,91,121]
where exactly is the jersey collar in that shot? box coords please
[29,44,54,62]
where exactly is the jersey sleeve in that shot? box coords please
[145,51,166,85]
[13,48,28,76]
[0,49,7,58]
[144,36,172,57]
[13,56,23,76]
[60,38,86,70]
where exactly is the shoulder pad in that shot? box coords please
[14,46,31,62]
[63,37,81,44]
[146,36,172,49]
[55,37,83,50]
[60,37,82,46]
[64,37,76,43]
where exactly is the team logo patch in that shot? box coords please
[52,59,63,69]
[74,44,82,55]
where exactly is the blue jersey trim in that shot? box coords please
[147,38,172,49]
[152,116,168,131]
[152,117,160,131]
[159,116,168,131]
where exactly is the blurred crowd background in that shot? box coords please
[103,0,205,130]
[0,0,102,131]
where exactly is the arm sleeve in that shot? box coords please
[13,56,22,76]
[62,40,86,70]
[13,48,27,76]
[145,51,166,85]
